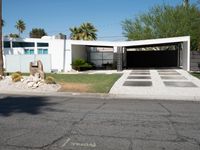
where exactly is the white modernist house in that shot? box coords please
[3,36,190,72]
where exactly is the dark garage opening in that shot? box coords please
[125,43,180,68]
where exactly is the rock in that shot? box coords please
[27,81,35,88]
[32,83,39,89]
[0,75,5,80]
[38,82,44,86]
[30,60,45,79]
[34,73,40,78]
[32,76,40,82]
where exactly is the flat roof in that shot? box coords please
[3,36,190,47]
[69,36,190,47]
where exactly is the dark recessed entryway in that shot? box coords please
[126,50,178,68]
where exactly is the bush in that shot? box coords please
[11,72,23,82]
[72,59,92,71]
[15,71,22,76]
[45,76,56,84]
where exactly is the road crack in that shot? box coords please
[159,102,200,147]
[41,102,107,149]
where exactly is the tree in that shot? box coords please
[69,27,82,40]
[0,0,3,76]
[15,19,26,37]
[29,28,47,38]
[80,23,97,40]
[9,33,20,38]
[122,4,200,50]
[1,19,4,26]
[70,22,97,40]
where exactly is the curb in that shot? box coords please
[0,90,200,102]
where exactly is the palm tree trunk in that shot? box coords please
[0,0,3,76]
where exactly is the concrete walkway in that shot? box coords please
[110,69,200,100]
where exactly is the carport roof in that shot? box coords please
[68,36,190,47]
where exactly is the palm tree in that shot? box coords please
[15,19,26,37]
[80,22,97,40]
[0,0,3,77]
[69,27,82,40]
[69,23,97,40]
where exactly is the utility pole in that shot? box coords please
[0,0,3,77]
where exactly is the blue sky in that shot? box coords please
[3,0,198,40]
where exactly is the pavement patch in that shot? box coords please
[160,76,187,80]
[157,70,177,72]
[127,76,151,79]
[164,81,198,87]
[130,72,150,75]
[159,72,180,75]
[123,81,152,86]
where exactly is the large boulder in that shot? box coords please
[30,60,45,79]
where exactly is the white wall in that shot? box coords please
[48,39,65,71]
[64,42,72,71]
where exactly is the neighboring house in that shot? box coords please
[2,36,190,72]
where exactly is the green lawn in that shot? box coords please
[8,72,122,93]
[50,74,121,93]
[190,72,200,79]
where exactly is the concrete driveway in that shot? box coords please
[110,69,200,100]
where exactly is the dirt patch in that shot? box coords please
[58,82,91,92]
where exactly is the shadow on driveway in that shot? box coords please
[0,96,56,117]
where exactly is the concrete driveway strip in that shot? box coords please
[0,95,200,150]
[110,69,200,100]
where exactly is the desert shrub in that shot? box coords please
[11,72,23,82]
[15,71,22,76]
[45,76,56,84]
[72,59,92,71]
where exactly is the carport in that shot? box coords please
[125,43,180,68]
[65,36,190,71]
[117,36,190,71]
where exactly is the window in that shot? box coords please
[38,49,48,54]
[37,43,49,47]
[24,49,34,55]
[13,42,34,47]
[4,41,10,48]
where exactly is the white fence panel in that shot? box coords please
[5,55,51,73]
[20,55,35,72]
[35,55,51,73]
[5,55,21,72]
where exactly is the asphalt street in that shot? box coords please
[0,94,200,150]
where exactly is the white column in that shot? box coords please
[182,37,190,71]
[113,46,118,53]
[34,42,37,54]
[64,43,72,71]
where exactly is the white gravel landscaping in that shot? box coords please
[0,76,61,93]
